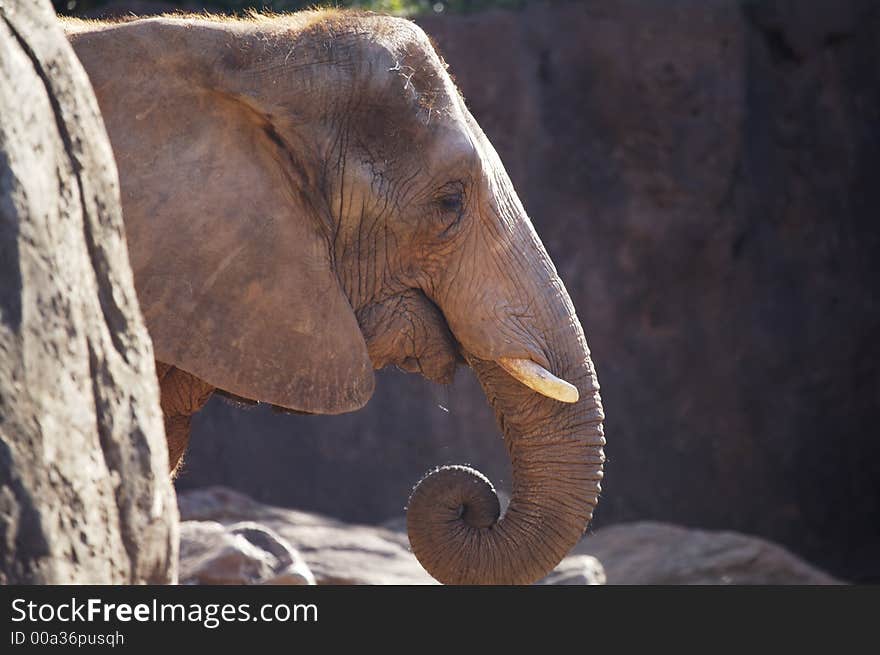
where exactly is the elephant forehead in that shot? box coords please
[342,116,479,188]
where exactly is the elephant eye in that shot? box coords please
[438,193,463,213]
[434,181,465,225]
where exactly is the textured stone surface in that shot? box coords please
[76,0,879,582]
[575,522,841,585]
[179,521,315,585]
[537,555,606,586]
[0,0,177,583]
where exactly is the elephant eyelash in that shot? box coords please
[434,181,466,227]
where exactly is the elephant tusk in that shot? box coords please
[497,357,579,403]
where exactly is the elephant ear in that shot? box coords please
[121,95,374,413]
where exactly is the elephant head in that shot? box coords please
[67,11,605,585]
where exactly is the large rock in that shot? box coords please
[575,522,841,585]
[179,521,315,585]
[0,0,177,583]
[537,556,606,586]
[77,0,880,582]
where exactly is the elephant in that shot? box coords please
[64,10,605,585]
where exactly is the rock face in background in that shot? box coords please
[72,0,878,582]
[0,0,177,583]
[177,487,837,585]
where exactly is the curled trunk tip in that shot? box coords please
[406,465,503,584]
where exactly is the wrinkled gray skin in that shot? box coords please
[66,11,605,585]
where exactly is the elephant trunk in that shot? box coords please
[406,292,605,584]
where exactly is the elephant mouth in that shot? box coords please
[357,289,463,385]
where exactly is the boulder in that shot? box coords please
[576,522,842,585]
[0,0,177,584]
[537,556,606,586]
[179,521,314,585]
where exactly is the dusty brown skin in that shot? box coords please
[65,11,605,585]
